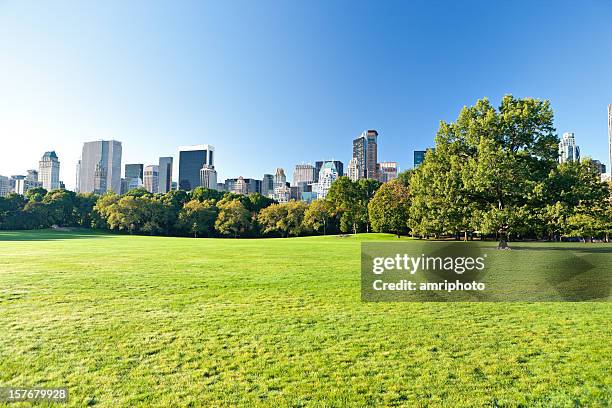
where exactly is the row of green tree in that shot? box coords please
[1,95,610,241]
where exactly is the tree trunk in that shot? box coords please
[464,230,468,242]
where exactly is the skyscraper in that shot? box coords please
[0,176,9,197]
[293,164,315,186]
[78,140,122,194]
[38,151,60,191]
[378,162,399,182]
[315,161,338,199]
[200,165,217,189]
[178,145,214,191]
[125,164,144,182]
[414,150,426,167]
[144,165,159,193]
[559,132,580,163]
[347,158,359,181]
[262,174,274,197]
[158,157,173,193]
[314,160,343,181]
[273,168,287,189]
[352,130,378,179]
[608,105,612,177]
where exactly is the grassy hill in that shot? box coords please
[0,230,610,407]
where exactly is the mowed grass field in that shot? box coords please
[0,230,610,407]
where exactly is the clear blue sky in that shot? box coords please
[1,0,611,189]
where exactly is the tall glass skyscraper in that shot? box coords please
[178,145,214,191]
[352,130,378,180]
[78,140,122,194]
[158,157,173,193]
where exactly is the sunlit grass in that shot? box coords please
[0,230,610,407]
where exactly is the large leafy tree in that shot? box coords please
[303,199,334,235]
[368,180,410,237]
[43,189,77,226]
[410,95,559,244]
[178,199,217,237]
[215,198,251,238]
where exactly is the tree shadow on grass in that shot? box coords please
[508,245,612,254]
[0,229,112,242]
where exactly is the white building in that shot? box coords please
[292,164,315,186]
[315,161,338,199]
[199,165,217,190]
[144,165,159,193]
[38,151,60,191]
[273,168,287,189]
[347,158,359,182]
[378,162,399,182]
[78,140,122,194]
[559,132,580,163]
[271,185,291,203]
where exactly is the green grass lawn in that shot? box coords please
[0,230,610,407]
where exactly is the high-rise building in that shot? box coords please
[352,130,378,179]
[293,164,315,186]
[0,176,9,197]
[124,164,144,193]
[178,145,214,191]
[14,170,42,194]
[608,105,612,178]
[592,160,607,175]
[414,150,426,167]
[271,185,291,203]
[125,164,143,181]
[38,151,60,191]
[225,177,260,195]
[158,157,173,193]
[378,162,399,182]
[315,161,339,199]
[273,168,287,189]
[233,176,249,195]
[144,165,159,193]
[78,140,122,194]
[26,169,39,183]
[347,158,359,181]
[559,132,580,163]
[314,160,343,181]
[200,165,217,189]
[262,174,274,197]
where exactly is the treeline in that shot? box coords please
[1,96,611,242]
[0,180,392,238]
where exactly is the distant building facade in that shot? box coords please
[124,164,144,193]
[559,132,580,163]
[158,157,173,193]
[38,151,60,191]
[414,150,426,167]
[378,162,399,182]
[314,161,338,199]
[314,160,343,181]
[200,165,217,189]
[262,174,274,197]
[0,176,9,197]
[273,168,287,189]
[293,164,315,186]
[178,145,214,191]
[347,158,359,181]
[144,165,159,193]
[352,130,378,179]
[78,140,122,194]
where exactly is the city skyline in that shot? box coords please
[1,1,612,188]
